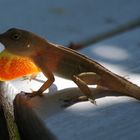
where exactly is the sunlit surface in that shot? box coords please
[92,45,129,60]
[66,96,137,116]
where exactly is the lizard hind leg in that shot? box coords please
[72,72,101,104]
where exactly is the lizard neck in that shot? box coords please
[31,42,63,73]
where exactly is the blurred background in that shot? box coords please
[0,0,139,45]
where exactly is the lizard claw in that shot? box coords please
[88,98,96,105]
[78,95,96,105]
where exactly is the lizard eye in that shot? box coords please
[11,33,21,40]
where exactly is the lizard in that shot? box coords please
[0,28,140,103]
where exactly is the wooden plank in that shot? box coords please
[13,28,140,140]
[0,0,140,44]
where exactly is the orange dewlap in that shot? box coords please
[0,50,40,81]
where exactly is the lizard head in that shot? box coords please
[0,28,47,57]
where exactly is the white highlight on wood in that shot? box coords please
[27,44,30,48]
[92,45,129,60]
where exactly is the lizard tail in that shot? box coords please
[100,72,140,100]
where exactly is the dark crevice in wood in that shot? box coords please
[68,18,140,50]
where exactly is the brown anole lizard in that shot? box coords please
[0,28,140,103]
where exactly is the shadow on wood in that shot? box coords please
[0,105,9,140]
[13,87,124,140]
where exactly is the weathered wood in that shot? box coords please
[68,18,140,50]
[0,81,20,140]
[14,92,63,140]
[13,87,140,140]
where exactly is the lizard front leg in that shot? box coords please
[25,67,54,97]
[72,72,101,103]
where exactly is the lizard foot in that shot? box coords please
[78,95,96,105]
[61,95,96,107]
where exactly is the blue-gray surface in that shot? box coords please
[1,0,140,140]
[0,0,140,44]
